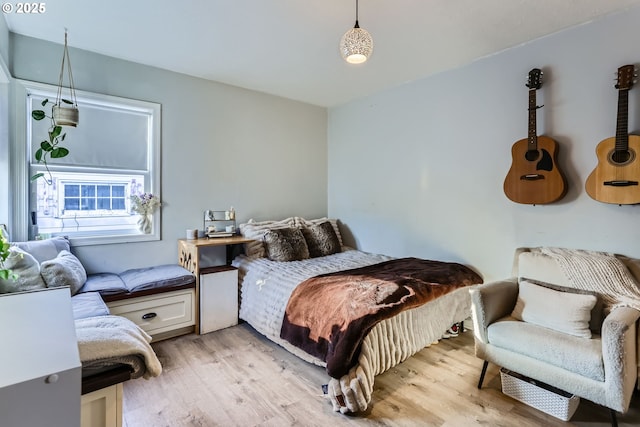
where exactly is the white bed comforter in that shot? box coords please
[233,250,473,413]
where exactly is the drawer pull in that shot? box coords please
[142,312,157,320]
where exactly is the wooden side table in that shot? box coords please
[178,236,253,334]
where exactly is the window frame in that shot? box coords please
[13,79,161,246]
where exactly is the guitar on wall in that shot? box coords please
[504,68,567,205]
[585,64,640,204]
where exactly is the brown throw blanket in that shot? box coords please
[280,257,483,378]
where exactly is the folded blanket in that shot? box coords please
[280,257,482,378]
[75,315,162,379]
[538,247,640,312]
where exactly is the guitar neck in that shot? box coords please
[615,89,629,152]
[527,89,538,150]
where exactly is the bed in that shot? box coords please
[233,217,483,413]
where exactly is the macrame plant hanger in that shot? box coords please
[53,29,79,127]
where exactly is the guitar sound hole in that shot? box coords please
[525,150,540,162]
[609,149,634,165]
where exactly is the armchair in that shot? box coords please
[470,247,640,426]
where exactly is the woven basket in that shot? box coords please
[500,368,580,421]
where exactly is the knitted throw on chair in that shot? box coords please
[537,247,640,312]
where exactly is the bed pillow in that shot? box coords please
[512,279,597,338]
[40,250,87,295]
[240,217,296,258]
[0,247,47,293]
[302,221,341,258]
[263,228,310,262]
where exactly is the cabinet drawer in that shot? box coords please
[107,289,194,336]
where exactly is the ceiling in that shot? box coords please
[5,0,640,107]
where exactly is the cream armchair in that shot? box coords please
[470,247,640,427]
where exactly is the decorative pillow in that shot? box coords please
[520,277,604,334]
[263,228,310,262]
[302,221,341,258]
[13,236,70,263]
[512,279,597,338]
[294,217,343,248]
[40,250,87,295]
[0,247,47,294]
[239,217,296,258]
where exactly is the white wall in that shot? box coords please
[328,7,640,282]
[0,18,9,229]
[0,16,8,65]
[9,34,328,273]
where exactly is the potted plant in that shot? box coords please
[0,232,14,281]
[31,98,74,183]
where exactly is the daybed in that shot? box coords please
[234,217,484,413]
[471,247,640,425]
[0,236,196,427]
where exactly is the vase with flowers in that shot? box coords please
[130,193,161,234]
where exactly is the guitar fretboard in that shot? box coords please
[527,89,538,150]
[615,89,629,153]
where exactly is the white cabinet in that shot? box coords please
[200,266,238,334]
[178,236,252,334]
[81,383,123,427]
[107,289,195,339]
[0,287,81,427]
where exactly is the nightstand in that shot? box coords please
[178,236,253,334]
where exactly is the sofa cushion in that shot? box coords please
[488,317,604,382]
[71,292,110,320]
[77,273,127,295]
[0,247,47,293]
[118,264,195,293]
[40,250,87,295]
[512,280,597,338]
[13,236,70,263]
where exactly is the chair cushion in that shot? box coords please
[512,280,597,338]
[488,317,604,381]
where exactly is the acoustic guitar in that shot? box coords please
[585,64,640,204]
[504,68,567,205]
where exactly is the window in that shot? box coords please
[19,80,161,245]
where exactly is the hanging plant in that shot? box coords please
[31,30,79,184]
[31,98,73,183]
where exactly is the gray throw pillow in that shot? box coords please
[302,221,341,258]
[263,228,310,262]
[0,247,47,293]
[40,250,87,295]
[13,236,70,263]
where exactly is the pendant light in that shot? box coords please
[53,29,79,127]
[340,0,373,64]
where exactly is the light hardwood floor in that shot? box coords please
[123,323,640,427]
